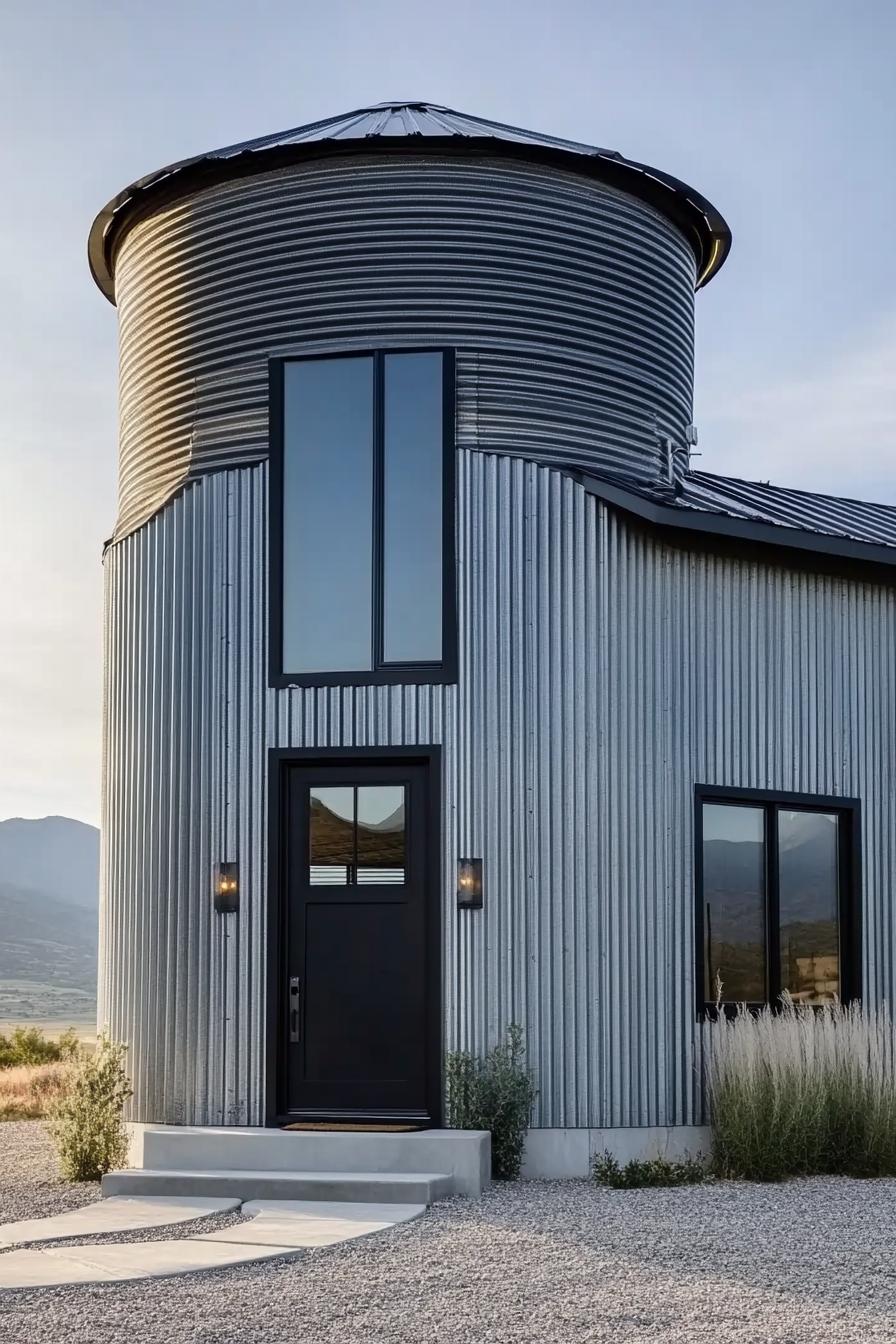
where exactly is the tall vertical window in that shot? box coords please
[271,350,455,685]
[695,787,859,1011]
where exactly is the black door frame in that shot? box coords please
[265,745,443,1126]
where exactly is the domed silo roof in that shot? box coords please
[88,99,731,302]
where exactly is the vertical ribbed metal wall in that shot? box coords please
[100,455,896,1128]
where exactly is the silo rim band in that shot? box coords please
[88,137,731,305]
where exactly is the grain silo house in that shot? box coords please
[90,101,896,1188]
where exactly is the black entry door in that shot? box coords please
[280,759,434,1120]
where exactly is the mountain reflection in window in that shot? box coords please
[702,804,766,1003]
[701,798,847,1008]
[778,810,840,1004]
[309,784,405,885]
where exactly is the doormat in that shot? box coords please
[281,1122,426,1133]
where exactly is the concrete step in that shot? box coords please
[133,1125,490,1197]
[102,1167,454,1205]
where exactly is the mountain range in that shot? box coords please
[0,816,99,1022]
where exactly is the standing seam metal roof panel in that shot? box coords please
[651,471,896,551]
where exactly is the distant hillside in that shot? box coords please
[0,816,99,1023]
[0,816,99,910]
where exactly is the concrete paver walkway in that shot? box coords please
[0,1199,424,1290]
[0,1196,240,1248]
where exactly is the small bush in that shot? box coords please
[0,1026,80,1068]
[445,1024,537,1179]
[706,996,896,1181]
[592,1150,706,1188]
[48,1035,132,1182]
[0,1062,72,1120]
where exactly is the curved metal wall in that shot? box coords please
[112,154,696,540]
[101,455,896,1128]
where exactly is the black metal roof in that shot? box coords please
[88,99,731,303]
[669,471,896,551]
[581,468,896,575]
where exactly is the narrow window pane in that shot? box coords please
[778,810,840,1004]
[383,353,444,664]
[702,803,766,1003]
[309,786,355,885]
[282,358,374,673]
[357,785,406,884]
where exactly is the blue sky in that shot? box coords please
[0,0,893,824]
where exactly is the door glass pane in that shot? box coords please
[357,785,406,884]
[778,810,840,1004]
[702,803,766,1003]
[383,352,444,664]
[282,357,374,673]
[309,786,355,885]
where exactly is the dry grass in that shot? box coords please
[705,996,896,1180]
[0,1061,71,1121]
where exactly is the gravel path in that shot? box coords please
[4,1122,896,1342]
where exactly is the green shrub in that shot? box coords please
[592,1150,706,1188]
[705,996,896,1181]
[445,1024,537,1179]
[48,1035,132,1182]
[0,1026,79,1068]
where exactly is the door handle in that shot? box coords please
[289,976,301,1043]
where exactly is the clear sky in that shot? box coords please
[0,0,893,826]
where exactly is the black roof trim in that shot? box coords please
[578,472,896,580]
[88,101,731,303]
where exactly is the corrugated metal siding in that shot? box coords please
[101,454,896,1128]
[112,154,695,539]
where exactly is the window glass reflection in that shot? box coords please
[702,803,766,1003]
[383,353,443,664]
[308,784,406,886]
[309,786,354,885]
[282,358,374,673]
[778,810,840,1004]
[357,786,406,884]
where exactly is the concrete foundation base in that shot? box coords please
[520,1127,711,1179]
[124,1123,707,1187]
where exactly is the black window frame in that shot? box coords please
[694,784,861,1017]
[268,348,458,689]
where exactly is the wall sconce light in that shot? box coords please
[457,858,483,909]
[214,862,239,914]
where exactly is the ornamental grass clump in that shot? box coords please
[48,1034,132,1182]
[705,995,896,1181]
[445,1024,537,1179]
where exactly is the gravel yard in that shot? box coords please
[0,1122,95,1223]
[3,1122,896,1343]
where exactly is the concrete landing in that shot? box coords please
[131,1125,490,1197]
[102,1168,453,1204]
[0,1196,239,1248]
[0,1199,423,1290]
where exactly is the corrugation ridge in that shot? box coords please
[112,155,695,540]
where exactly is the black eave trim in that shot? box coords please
[578,472,896,580]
